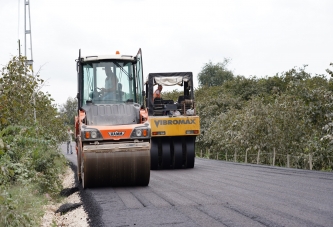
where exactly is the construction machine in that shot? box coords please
[145,72,200,170]
[75,49,150,188]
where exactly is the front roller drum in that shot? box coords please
[81,148,150,188]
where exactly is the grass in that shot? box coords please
[0,184,47,227]
[0,150,68,227]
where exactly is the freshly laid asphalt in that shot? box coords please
[61,143,333,227]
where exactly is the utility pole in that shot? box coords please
[18,39,21,56]
[24,0,33,69]
[24,0,36,122]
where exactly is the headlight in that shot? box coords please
[136,129,142,137]
[131,127,150,138]
[82,128,102,140]
[91,131,97,138]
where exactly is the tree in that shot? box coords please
[0,56,37,126]
[195,65,333,170]
[223,76,262,101]
[0,56,68,226]
[59,97,78,126]
[0,55,67,143]
[162,89,183,102]
[198,59,234,87]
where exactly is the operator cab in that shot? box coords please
[79,55,143,106]
[145,72,195,116]
[76,49,145,126]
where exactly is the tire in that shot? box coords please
[173,137,183,169]
[151,138,159,170]
[185,136,195,168]
[161,137,171,169]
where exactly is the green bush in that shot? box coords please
[196,65,333,171]
[0,56,68,226]
[0,125,67,226]
[0,184,47,227]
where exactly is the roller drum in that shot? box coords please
[81,144,150,188]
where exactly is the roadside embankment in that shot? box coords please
[41,166,89,227]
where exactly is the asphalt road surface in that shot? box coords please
[61,143,333,227]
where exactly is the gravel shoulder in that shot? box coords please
[40,165,89,227]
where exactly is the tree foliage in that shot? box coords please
[198,59,234,87]
[161,89,183,102]
[0,56,37,126]
[0,56,67,226]
[196,64,333,171]
[0,56,66,142]
[58,97,78,126]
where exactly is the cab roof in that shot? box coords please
[146,72,193,86]
[80,54,135,62]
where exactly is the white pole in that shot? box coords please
[24,0,36,122]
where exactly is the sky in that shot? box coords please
[1,0,332,106]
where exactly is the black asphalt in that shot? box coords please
[61,143,333,227]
